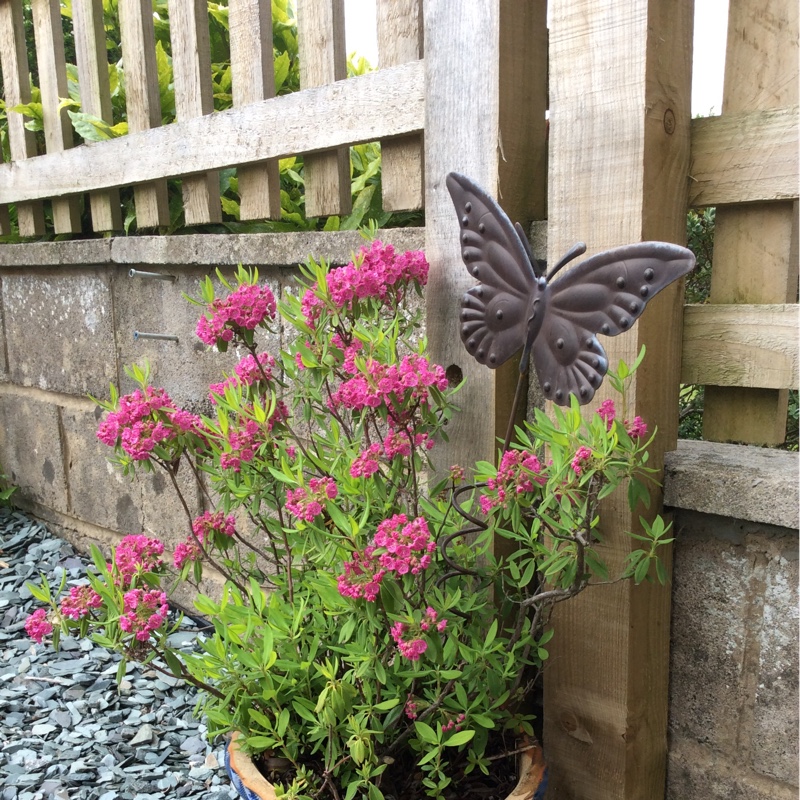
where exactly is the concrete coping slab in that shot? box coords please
[664,439,799,530]
[0,229,426,268]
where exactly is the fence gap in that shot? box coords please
[169,0,221,225]
[296,0,351,219]
[72,0,123,232]
[701,0,799,445]
[229,0,281,221]
[376,0,423,212]
[30,0,82,233]
[0,0,46,236]
[118,0,170,229]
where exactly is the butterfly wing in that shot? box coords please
[533,242,695,405]
[446,172,539,369]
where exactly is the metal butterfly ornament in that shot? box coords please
[446,172,695,406]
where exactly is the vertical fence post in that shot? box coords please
[30,0,82,234]
[229,0,281,220]
[701,0,799,445]
[296,0,351,219]
[72,0,123,232]
[423,0,547,472]
[377,0,423,211]
[118,0,170,229]
[169,0,221,225]
[0,0,45,236]
[543,1,692,797]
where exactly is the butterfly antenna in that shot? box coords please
[546,242,587,282]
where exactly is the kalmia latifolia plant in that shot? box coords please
[26,237,672,800]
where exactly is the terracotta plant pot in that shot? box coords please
[225,731,548,800]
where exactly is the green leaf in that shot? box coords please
[444,729,475,747]
[414,721,438,744]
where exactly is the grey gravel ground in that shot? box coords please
[0,509,239,800]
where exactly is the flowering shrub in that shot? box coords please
[27,240,672,799]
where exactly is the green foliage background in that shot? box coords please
[0,0,421,239]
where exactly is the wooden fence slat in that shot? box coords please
[681,304,799,389]
[0,0,45,236]
[229,0,280,220]
[543,0,692,797]
[30,0,82,233]
[117,0,170,228]
[689,107,799,207]
[702,0,798,446]
[377,0,423,211]
[296,0,351,218]
[72,0,123,231]
[169,0,221,225]
[0,62,425,204]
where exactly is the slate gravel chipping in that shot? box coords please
[0,509,239,800]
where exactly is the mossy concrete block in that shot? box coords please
[664,440,799,529]
[111,265,281,411]
[2,271,117,397]
[0,239,111,267]
[0,392,67,513]
[667,739,797,800]
[0,291,7,377]
[752,546,799,783]
[669,511,753,752]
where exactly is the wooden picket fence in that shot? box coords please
[0,0,796,798]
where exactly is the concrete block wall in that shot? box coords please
[0,235,797,799]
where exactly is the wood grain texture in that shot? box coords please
[72,0,123,231]
[424,0,547,475]
[296,0,351,217]
[681,304,799,388]
[169,0,221,224]
[0,0,45,235]
[30,0,82,233]
[377,0,423,211]
[118,0,169,228]
[229,0,280,220]
[544,1,693,797]
[0,62,424,203]
[702,0,798,446]
[689,107,799,206]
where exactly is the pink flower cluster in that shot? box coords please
[175,511,236,569]
[113,534,165,586]
[597,399,616,430]
[25,608,53,643]
[209,353,276,402]
[329,354,448,419]
[301,241,429,326]
[60,585,103,620]
[480,449,547,514]
[196,283,276,346]
[626,416,648,439]
[441,713,466,733]
[571,446,593,476]
[390,622,428,661]
[218,402,288,473]
[350,443,382,478]
[119,588,169,642]
[337,514,437,601]
[285,477,338,522]
[383,429,433,460]
[596,400,648,439]
[97,387,202,462]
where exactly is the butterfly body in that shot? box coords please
[446,172,695,405]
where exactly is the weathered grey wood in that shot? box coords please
[72,0,123,231]
[30,0,82,233]
[229,0,280,220]
[0,0,45,235]
[169,0,221,224]
[681,303,799,389]
[118,0,169,228]
[424,0,547,474]
[297,0,351,218]
[543,0,692,797]
[377,0,423,211]
[0,62,424,203]
[703,0,798,446]
[689,107,799,207]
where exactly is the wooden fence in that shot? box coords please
[0,0,796,798]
